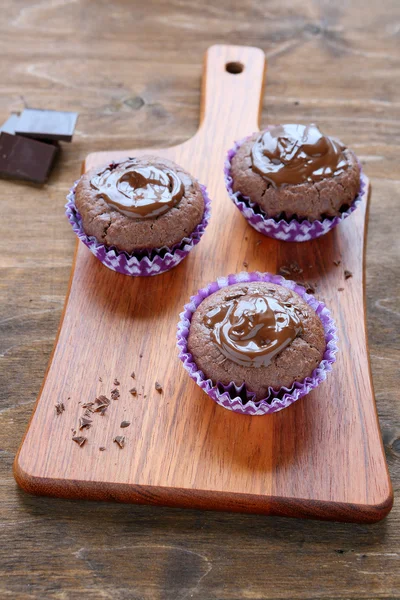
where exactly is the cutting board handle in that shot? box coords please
[198,45,267,139]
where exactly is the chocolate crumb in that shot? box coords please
[120,421,131,428]
[244,236,248,241]
[99,377,102,382]
[111,388,120,400]
[82,409,93,418]
[304,282,316,294]
[155,382,163,393]
[130,371,135,379]
[243,261,248,268]
[114,435,125,449]
[139,353,143,358]
[129,387,137,396]
[99,447,106,451]
[113,378,120,386]
[289,261,303,274]
[72,436,87,447]
[144,395,147,399]
[79,416,92,430]
[255,240,262,246]
[344,270,353,280]
[82,402,95,411]
[333,260,341,266]
[55,402,65,415]
[338,287,344,292]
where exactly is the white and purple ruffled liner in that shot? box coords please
[65,179,211,276]
[224,135,366,242]
[177,271,338,416]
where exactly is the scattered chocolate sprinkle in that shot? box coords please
[96,395,110,406]
[72,436,87,447]
[79,416,92,430]
[111,388,120,400]
[344,270,353,280]
[155,382,163,393]
[129,387,137,396]
[55,402,65,415]
[333,260,341,266]
[99,377,103,382]
[99,447,106,451]
[338,287,344,292]
[113,378,120,386]
[120,421,131,428]
[113,435,125,449]
[243,261,248,268]
[130,371,135,379]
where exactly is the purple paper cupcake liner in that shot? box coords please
[65,179,211,276]
[224,135,365,242]
[177,271,338,415]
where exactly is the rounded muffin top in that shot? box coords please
[74,156,205,253]
[188,281,326,401]
[231,124,360,221]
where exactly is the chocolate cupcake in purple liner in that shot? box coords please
[177,272,338,415]
[65,156,211,276]
[224,124,365,242]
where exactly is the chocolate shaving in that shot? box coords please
[55,402,65,415]
[120,421,131,428]
[333,260,341,266]
[344,270,353,280]
[113,378,120,386]
[72,436,87,447]
[111,388,120,400]
[79,416,92,430]
[130,371,135,379]
[81,402,95,411]
[155,382,163,393]
[113,435,125,449]
[129,387,137,396]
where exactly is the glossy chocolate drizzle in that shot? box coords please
[204,292,303,368]
[90,159,184,219]
[251,124,349,187]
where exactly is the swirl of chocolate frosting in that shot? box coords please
[251,124,349,187]
[90,158,184,219]
[203,292,303,368]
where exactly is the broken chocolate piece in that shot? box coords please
[333,260,341,266]
[99,447,106,451]
[120,421,131,428]
[289,261,303,274]
[55,402,65,415]
[113,378,120,386]
[243,261,248,268]
[15,108,78,142]
[344,270,353,280]
[111,388,120,400]
[72,436,87,447]
[99,377,103,382]
[79,416,92,430]
[113,436,125,449]
[0,114,20,135]
[304,282,316,294]
[81,402,95,411]
[155,382,163,393]
[0,132,58,183]
[130,371,135,379]
[129,387,137,396]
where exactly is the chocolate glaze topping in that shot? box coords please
[251,124,349,187]
[204,292,303,367]
[90,158,184,219]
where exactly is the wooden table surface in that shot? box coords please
[1,1,399,598]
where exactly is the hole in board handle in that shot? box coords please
[225,62,244,74]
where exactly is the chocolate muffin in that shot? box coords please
[74,156,205,252]
[230,124,360,221]
[187,281,325,401]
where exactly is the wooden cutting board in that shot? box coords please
[14,45,393,522]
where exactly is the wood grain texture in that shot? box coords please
[13,43,392,524]
[1,1,400,598]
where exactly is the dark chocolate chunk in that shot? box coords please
[0,113,20,135]
[129,387,137,396]
[55,402,65,415]
[94,395,110,414]
[344,270,353,280]
[99,447,106,451]
[113,378,120,386]
[72,436,87,447]
[113,435,125,449]
[130,371,135,379]
[155,382,163,393]
[79,416,92,430]
[81,402,95,411]
[120,421,131,428]
[15,108,78,142]
[111,388,120,400]
[304,282,316,294]
[0,132,58,183]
